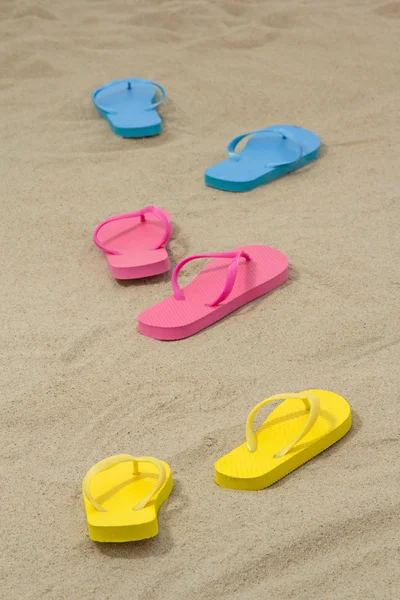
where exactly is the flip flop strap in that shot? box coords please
[171,251,251,307]
[92,78,166,114]
[227,128,303,166]
[93,205,171,255]
[83,454,166,512]
[245,393,320,458]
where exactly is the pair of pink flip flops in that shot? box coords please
[94,206,289,340]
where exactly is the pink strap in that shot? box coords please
[93,206,172,255]
[171,251,251,307]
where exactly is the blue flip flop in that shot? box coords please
[204,125,321,192]
[92,78,166,138]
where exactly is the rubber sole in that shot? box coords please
[204,148,320,192]
[137,267,289,341]
[87,472,174,543]
[95,97,162,138]
[109,255,170,280]
[215,411,352,491]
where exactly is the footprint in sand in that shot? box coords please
[0,52,62,79]
[374,2,400,17]
[219,0,248,18]
[218,26,280,50]
[263,10,297,29]
[13,5,57,20]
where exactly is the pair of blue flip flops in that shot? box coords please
[92,77,321,193]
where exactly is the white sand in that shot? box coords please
[1,0,400,598]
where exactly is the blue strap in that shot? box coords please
[227,128,303,166]
[92,78,166,114]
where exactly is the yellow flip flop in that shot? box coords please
[82,454,173,542]
[215,389,351,490]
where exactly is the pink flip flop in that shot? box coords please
[94,206,172,280]
[138,245,288,340]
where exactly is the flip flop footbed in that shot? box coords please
[205,125,320,192]
[93,81,162,137]
[138,245,289,340]
[83,460,173,542]
[215,389,351,490]
[95,209,171,279]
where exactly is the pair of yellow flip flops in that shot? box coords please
[82,389,351,542]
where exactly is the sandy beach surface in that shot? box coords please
[1,0,400,598]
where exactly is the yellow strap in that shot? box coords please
[245,393,320,458]
[82,454,166,512]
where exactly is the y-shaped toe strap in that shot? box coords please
[83,454,166,512]
[93,205,172,255]
[227,128,303,166]
[245,393,320,458]
[171,251,251,307]
[92,78,166,114]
